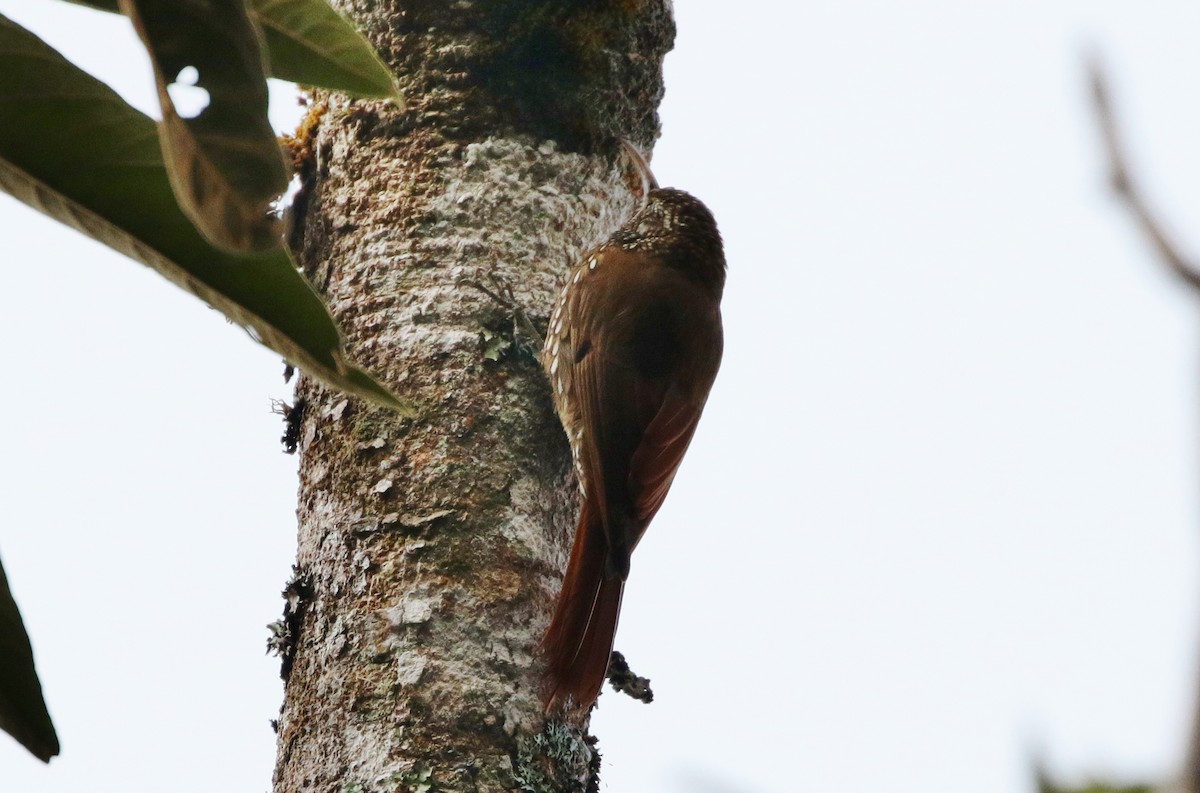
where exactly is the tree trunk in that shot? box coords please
[272,2,675,791]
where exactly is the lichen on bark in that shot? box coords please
[273,2,675,791]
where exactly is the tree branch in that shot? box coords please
[1088,56,1200,292]
[1090,54,1200,793]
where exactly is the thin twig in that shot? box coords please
[456,270,545,354]
[1092,55,1200,793]
[1088,55,1200,293]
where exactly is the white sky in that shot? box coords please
[2,2,1200,792]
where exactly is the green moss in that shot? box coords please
[1037,772,1156,793]
[351,407,395,444]
[395,766,434,793]
[479,328,512,362]
[510,721,591,793]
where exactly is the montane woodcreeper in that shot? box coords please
[540,171,726,711]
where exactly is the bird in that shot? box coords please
[540,167,726,712]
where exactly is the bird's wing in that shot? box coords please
[627,388,703,528]
[571,341,660,548]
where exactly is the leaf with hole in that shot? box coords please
[120,0,289,253]
[0,14,413,412]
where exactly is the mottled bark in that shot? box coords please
[272,2,674,792]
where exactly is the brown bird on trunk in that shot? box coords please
[540,181,726,711]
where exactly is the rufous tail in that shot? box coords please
[540,499,625,711]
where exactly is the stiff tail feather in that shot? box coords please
[541,499,625,711]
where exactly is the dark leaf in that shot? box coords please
[57,0,120,12]
[121,0,289,252]
[0,554,59,763]
[0,15,413,411]
[253,0,399,99]
[60,0,399,98]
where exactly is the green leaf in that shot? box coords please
[0,15,413,412]
[121,0,289,253]
[0,553,59,763]
[253,0,399,99]
[59,0,399,99]
[56,0,120,12]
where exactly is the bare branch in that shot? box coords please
[1088,55,1200,293]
